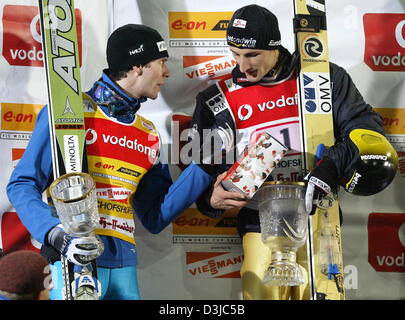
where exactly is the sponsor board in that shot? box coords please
[172,208,240,245]
[183,56,237,81]
[12,148,26,168]
[374,108,405,152]
[398,152,405,178]
[1,103,43,132]
[1,211,41,253]
[168,12,232,39]
[186,252,243,278]
[364,13,405,72]
[2,4,82,67]
[374,108,405,135]
[368,212,405,272]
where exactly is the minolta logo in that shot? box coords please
[129,44,144,55]
[361,154,388,161]
[348,172,362,193]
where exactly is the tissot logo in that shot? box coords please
[364,13,405,71]
[2,4,82,67]
[368,212,405,272]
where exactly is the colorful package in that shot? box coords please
[221,132,288,199]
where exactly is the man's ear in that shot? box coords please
[133,65,143,75]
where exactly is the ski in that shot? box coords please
[38,0,98,300]
[293,0,345,299]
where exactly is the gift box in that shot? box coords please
[221,132,288,199]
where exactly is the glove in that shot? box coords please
[304,157,338,215]
[47,225,104,266]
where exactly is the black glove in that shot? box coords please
[304,157,338,215]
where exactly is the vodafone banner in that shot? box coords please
[0,0,109,253]
[363,13,405,72]
[111,0,405,300]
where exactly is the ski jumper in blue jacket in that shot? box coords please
[6,70,211,299]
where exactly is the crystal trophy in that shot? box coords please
[49,172,102,300]
[258,182,309,286]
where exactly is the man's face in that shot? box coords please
[230,47,279,82]
[138,57,170,99]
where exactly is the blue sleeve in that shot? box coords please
[132,161,211,234]
[6,106,60,244]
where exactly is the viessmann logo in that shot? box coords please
[183,56,236,80]
[2,4,82,67]
[364,13,405,71]
[186,252,243,278]
[368,212,405,272]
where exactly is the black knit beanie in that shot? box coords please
[107,24,169,72]
[227,4,282,50]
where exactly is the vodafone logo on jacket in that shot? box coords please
[364,13,405,71]
[219,76,299,129]
[85,117,159,168]
[368,212,405,272]
[2,4,82,67]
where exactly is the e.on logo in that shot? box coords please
[368,212,405,272]
[1,102,43,131]
[364,13,405,71]
[2,4,82,67]
[168,12,233,38]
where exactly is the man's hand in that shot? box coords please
[304,157,338,214]
[47,225,104,266]
[210,172,249,210]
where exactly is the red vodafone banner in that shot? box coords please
[2,4,82,67]
[368,212,405,272]
[364,13,405,72]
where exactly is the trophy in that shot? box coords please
[258,182,308,286]
[49,172,102,300]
